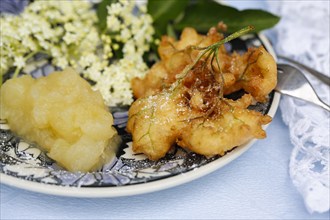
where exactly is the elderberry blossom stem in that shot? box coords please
[171,25,255,93]
[12,51,40,78]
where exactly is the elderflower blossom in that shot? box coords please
[0,0,97,74]
[13,56,25,69]
[1,0,155,106]
[81,0,155,106]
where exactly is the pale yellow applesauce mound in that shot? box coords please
[0,68,119,172]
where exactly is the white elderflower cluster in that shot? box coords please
[1,0,155,106]
[82,0,155,105]
[0,0,98,76]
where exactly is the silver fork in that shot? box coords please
[277,55,330,86]
[276,63,330,112]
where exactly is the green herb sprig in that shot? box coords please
[171,25,255,97]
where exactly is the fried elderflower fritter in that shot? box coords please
[132,26,277,103]
[127,26,276,160]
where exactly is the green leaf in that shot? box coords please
[148,0,189,22]
[174,1,238,32]
[96,0,117,32]
[224,9,280,33]
[147,0,189,37]
[174,1,280,33]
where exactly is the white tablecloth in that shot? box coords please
[1,1,329,219]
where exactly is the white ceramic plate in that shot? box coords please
[0,33,280,197]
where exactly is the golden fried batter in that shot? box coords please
[127,61,272,160]
[127,26,276,160]
[132,27,224,98]
[229,47,277,102]
[132,27,277,103]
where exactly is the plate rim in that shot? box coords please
[0,33,281,198]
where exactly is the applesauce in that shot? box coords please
[0,68,119,172]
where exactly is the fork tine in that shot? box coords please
[276,64,330,112]
[277,55,330,86]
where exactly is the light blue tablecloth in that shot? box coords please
[1,110,329,219]
[1,1,329,219]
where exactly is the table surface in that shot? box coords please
[1,1,330,220]
[1,109,329,219]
